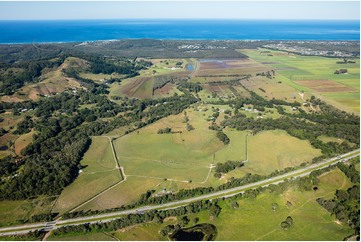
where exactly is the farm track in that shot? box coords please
[68,123,212,213]
[67,136,126,213]
[1,149,358,237]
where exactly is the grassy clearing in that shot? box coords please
[78,72,123,83]
[140,58,186,77]
[215,130,248,163]
[0,196,56,227]
[318,135,345,144]
[53,136,120,214]
[114,222,169,241]
[14,130,35,155]
[0,133,17,158]
[101,167,353,241]
[0,112,27,132]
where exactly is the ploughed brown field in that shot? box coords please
[294,79,355,93]
[195,59,269,77]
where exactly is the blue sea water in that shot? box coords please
[0,19,359,43]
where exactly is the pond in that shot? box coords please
[170,223,217,241]
[186,64,194,71]
[171,230,205,241]
[0,146,8,151]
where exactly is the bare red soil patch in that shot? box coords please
[153,82,176,97]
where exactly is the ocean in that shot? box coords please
[0,19,359,43]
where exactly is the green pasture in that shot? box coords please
[222,130,321,179]
[114,130,223,182]
[247,130,322,173]
[240,75,304,102]
[101,167,353,241]
[215,130,248,163]
[212,169,353,240]
[322,92,360,113]
[318,135,346,144]
[76,176,161,212]
[53,136,120,214]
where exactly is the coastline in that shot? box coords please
[0,19,359,44]
[0,39,360,45]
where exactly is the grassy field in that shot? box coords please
[111,167,353,241]
[75,176,162,212]
[215,130,248,163]
[0,196,56,227]
[53,136,120,214]
[242,49,360,113]
[318,135,345,144]
[112,106,225,182]
[221,130,322,179]
[114,130,222,182]
[322,92,360,113]
[78,114,324,211]
[240,76,304,102]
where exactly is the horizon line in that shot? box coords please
[0,18,359,21]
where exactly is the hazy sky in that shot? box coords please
[0,1,359,20]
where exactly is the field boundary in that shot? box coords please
[66,136,127,213]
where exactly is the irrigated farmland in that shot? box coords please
[242,49,360,113]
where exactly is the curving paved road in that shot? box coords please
[0,149,359,237]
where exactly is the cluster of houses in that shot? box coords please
[263,43,355,57]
